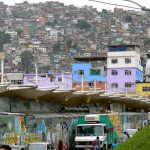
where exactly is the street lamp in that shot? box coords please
[123,0,150,16]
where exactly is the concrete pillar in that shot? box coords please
[110,103,124,112]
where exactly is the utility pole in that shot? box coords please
[35,64,38,85]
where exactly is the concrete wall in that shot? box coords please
[0,97,61,113]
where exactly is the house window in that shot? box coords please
[40,74,46,77]
[142,87,150,92]
[111,70,118,75]
[125,58,131,64]
[125,70,131,75]
[125,82,134,88]
[111,83,118,89]
[17,81,23,84]
[58,77,62,82]
[111,58,118,64]
[90,69,101,75]
[89,82,94,88]
[78,70,84,75]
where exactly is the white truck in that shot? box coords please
[75,114,121,150]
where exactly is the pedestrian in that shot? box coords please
[112,138,119,149]
[93,136,101,150]
[122,131,128,142]
[56,140,67,150]
[0,145,12,150]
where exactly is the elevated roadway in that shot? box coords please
[0,84,149,109]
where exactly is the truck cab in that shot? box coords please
[75,123,107,149]
[75,114,108,150]
[28,142,52,150]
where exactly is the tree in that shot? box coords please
[125,15,132,23]
[12,10,19,18]
[76,20,91,30]
[21,51,33,72]
[23,1,29,4]
[72,43,78,49]
[45,20,57,27]
[66,38,72,48]
[0,31,11,51]
[53,41,61,52]
[16,29,23,38]
[144,38,150,45]
[102,9,108,14]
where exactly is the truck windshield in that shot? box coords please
[77,125,103,136]
[29,144,46,150]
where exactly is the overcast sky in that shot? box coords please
[1,0,150,11]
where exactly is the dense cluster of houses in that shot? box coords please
[0,1,150,73]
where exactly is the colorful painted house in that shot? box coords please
[72,56,106,92]
[23,72,72,90]
[136,82,150,98]
[145,53,150,82]
[107,45,143,93]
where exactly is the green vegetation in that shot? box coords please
[0,31,11,51]
[21,51,34,72]
[45,20,57,27]
[115,125,150,150]
[125,15,133,23]
[53,41,61,52]
[76,20,91,30]
[66,38,72,48]
[144,38,150,45]
[16,29,23,38]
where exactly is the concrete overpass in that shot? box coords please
[0,84,149,111]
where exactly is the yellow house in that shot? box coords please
[28,44,33,48]
[136,83,150,97]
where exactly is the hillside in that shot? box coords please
[115,125,150,150]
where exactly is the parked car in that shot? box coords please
[126,129,138,137]
[28,142,55,150]
[10,145,28,150]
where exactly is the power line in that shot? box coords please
[88,0,141,10]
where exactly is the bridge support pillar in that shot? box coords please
[110,103,126,112]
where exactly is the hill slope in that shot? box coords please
[115,125,150,150]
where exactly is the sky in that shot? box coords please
[1,0,150,11]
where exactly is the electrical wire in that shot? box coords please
[88,0,141,10]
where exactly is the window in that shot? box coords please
[142,87,150,92]
[111,83,118,89]
[17,81,23,84]
[89,82,94,87]
[11,80,23,85]
[77,125,103,136]
[40,74,46,77]
[111,58,118,64]
[125,70,131,75]
[125,82,134,88]
[78,70,84,75]
[125,58,131,64]
[111,70,118,75]
[90,69,101,75]
[58,77,62,82]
